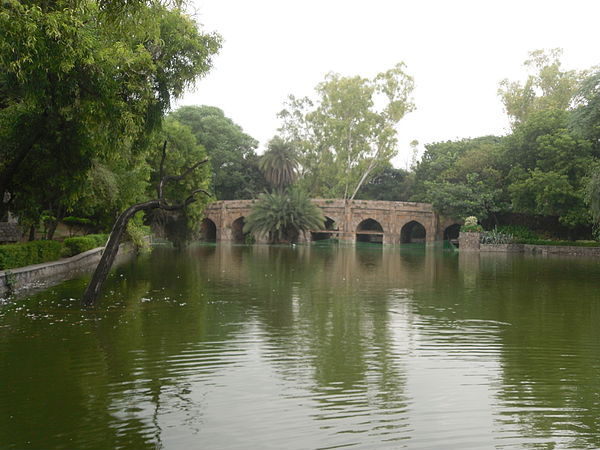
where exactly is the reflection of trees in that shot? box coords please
[8,245,600,448]
[0,247,252,449]
[455,254,600,448]
[220,244,432,436]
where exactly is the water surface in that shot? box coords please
[1,244,600,449]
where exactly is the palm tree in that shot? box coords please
[244,189,324,243]
[259,136,299,190]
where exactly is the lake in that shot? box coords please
[1,243,600,449]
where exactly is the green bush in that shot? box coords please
[517,238,600,247]
[480,228,514,244]
[497,225,538,240]
[460,216,482,232]
[62,216,94,227]
[125,222,149,250]
[0,240,62,270]
[61,234,108,257]
[460,224,483,232]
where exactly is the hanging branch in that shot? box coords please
[82,141,210,307]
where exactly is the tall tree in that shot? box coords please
[504,110,593,228]
[278,63,415,200]
[0,0,221,225]
[259,136,299,190]
[354,166,413,201]
[412,136,507,221]
[571,70,600,154]
[169,105,266,199]
[498,48,585,126]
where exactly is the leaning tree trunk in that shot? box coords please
[81,141,209,307]
[81,200,159,307]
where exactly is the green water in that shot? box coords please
[1,244,600,449]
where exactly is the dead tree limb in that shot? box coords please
[82,142,209,307]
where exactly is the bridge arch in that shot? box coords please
[356,218,384,244]
[231,216,249,243]
[400,220,426,244]
[443,223,461,242]
[200,218,217,242]
[311,216,340,241]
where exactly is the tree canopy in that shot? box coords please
[411,50,599,238]
[0,0,221,232]
[278,63,415,200]
[169,105,265,200]
[498,48,585,126]
[259,137,299,190]
[244,189,324,244]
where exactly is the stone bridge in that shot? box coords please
[201,199,460,245]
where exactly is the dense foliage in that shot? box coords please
[61,234,109,257]
[0,0,221,240]
[278,63,415,200]
[412,50,600,239]
[259,137,300,190]
[0,240,62,270]
[243,189,325,243]
[169,105,266,199]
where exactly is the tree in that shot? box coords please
[354,166,412,201]
[411,136,507,220]
[243,189,324,244]
[0,0,221,226]
[82,141,210,306]
[571,70,600,154]
[259,136,299,190]
[585,163,600,225]
[498,48,585,126]
[146,118,212,244]
[504,110,593,228]
[169,105,266,199]
[278,63,415,200]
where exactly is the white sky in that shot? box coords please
[179,0,600,168]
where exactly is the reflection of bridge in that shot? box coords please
[202,199,460,245]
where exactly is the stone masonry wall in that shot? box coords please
[203,199,455,244]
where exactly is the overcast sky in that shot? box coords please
[178,0,600,168]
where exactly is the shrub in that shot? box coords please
[0,240,62,270]
[244,189,325,243]
[61,234,108,257]
[62,216,94,227]
[480,228,515,244]
[461,216,483,232]
[516,238,600,247]
[125,222,149,250]
[496,224,538,240]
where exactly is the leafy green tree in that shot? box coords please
[0,0,221,230]
[243,189,325,243]
[278,63,415,200]
[585,163,600,225]
[504,110,593,227]
[354,166,413,201]
[412,136,507,220]
[571,71,600,153]
[259,136,299,190]
[146,118,212,241]
[498,48,585,126]
[169,105,266,199]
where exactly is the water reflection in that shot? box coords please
[0,244,600,449]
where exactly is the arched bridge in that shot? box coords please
[201,199,460,245]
